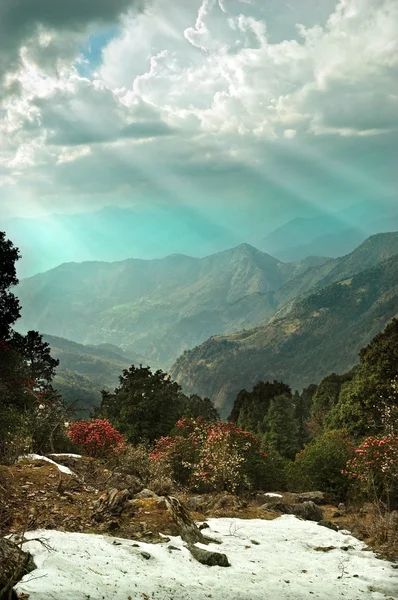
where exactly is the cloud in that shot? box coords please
[0,0,145,95]
[0,0,397,224]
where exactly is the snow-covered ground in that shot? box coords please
[20,454,75,475]
[16,516,397,600]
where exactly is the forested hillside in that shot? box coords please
[42,335,144,414]
[172,254,398,417]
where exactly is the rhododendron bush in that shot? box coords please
[150,418,268,492]
[344,434,398,508]
[67,419,126,458]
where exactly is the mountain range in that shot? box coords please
[261,201,398,261]
[16,244,332,368]
[172,235,398,417]
[15,231,398,416]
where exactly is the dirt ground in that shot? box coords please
[0,456,396,562]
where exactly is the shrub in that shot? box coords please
[150,418,269,493]
[67,418,126,458]
[286,430,355,501]
[344,435,398,509]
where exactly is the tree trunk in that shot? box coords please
[0,537,34,598]
[164,496,230,567]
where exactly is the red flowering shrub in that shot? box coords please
[67,419,126,458]
[150,418,268,492]
[344,435,398,508]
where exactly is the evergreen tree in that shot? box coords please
[263,393,298,459]
[329,319,398,436]
[99,365,187,444]
[182,394,220,421]
[229,380,292,434]
[308,372,353,436]
[294,384,317,448]
[0,231,20,340]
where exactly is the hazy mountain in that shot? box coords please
[17,234,398,370]
[261,201,398,260]
[4,205,241,278]
[43,335,143,414]
[171,253,398,417]
[17,244,301,368]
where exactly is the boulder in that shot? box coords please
[209,493,247,512]
[318,520,339,532]
[135,488,159,499]
[185,495,209,512]
[107,472,143,495]
[260,500,323,522]
[291,491,326,505]
[188,544,230,567]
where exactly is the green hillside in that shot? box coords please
[42,335,144,414]
[171,254,398,417]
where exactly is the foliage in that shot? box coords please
[98,365,186,444]
[263,393,299,459]
[286,430,355,501]
[329,319,398,436]
[344,435,398,509]
[182,394,220,422]
[98,365,216,445]
[172,254,398,416]
[0,231,20,339]
[230,380,292,432]
[67,418,126,458]
[150,417,268,493]
[308,373,353,437]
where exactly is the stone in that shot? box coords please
[188,545,230,567]
[107,473,143,495]
[260,501,323,522]
[292,491,326,505]
[318,520,339,532]
[185,495,208,512]
[135,488,159,499]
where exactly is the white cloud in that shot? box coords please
[0,0,397,217]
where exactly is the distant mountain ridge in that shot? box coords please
[171,251,398,417]
[261,201,398,260]
[16,233,398,371]
[42,334,143,414]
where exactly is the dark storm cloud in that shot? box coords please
[0,0,146,93]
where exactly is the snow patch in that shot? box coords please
[20,454,75,476]
[15,516,398,600]
[264,492,283,498]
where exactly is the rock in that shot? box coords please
[188,544,230,567]
[318,520,339,531]
[209,493,247,511]
[135,488,159,499]
[292,502,323,522]
[140,552,151,560]
[292,491,326,505]
[338,502,346,512]
[92,488,130,520]
[260,501,323,522]
[185,495,209,512]
[107,472,144,495]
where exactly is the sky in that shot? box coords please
[0,0,397,249]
